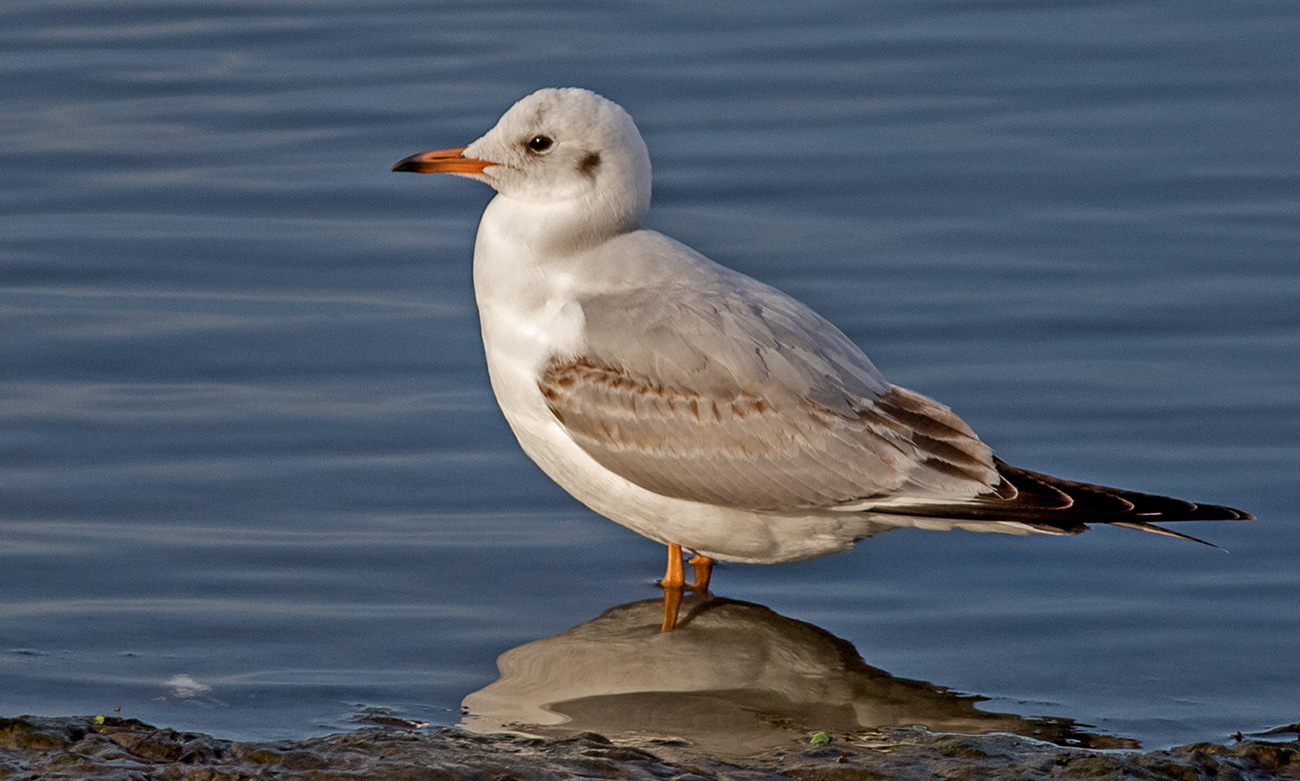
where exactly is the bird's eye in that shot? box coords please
[526,135,554,153]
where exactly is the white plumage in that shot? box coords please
[394,87,1249,570]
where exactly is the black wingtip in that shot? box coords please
[870,460,1253,545]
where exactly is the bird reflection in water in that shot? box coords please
[460,594,1138,755]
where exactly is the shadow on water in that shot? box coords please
[459,593,1138,755]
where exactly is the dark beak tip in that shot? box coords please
[391,158,421,173]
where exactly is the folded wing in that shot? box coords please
[540,280,1001,512]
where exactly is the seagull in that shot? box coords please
[394,88,1251,630]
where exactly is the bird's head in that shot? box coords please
[394,88,653,235]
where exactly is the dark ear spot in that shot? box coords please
[578,151,601,179]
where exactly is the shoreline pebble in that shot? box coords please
[3,714,1298,780]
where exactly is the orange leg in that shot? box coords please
[660,542,686,588]
[660,545,718,631]
[688,555,715,592]
[660,543,685,631]
[661,582,684,632]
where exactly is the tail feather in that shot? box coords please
[874,458,1252,540]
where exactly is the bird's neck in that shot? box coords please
[478,185,645,256]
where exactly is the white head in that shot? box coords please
[394,88,653,243]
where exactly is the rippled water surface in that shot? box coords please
[2,0,1298,749]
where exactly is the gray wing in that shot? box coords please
[539,275,1000,512]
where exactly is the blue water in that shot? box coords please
[2,0,1298,750]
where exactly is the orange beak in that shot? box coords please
[391,146,495,174]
